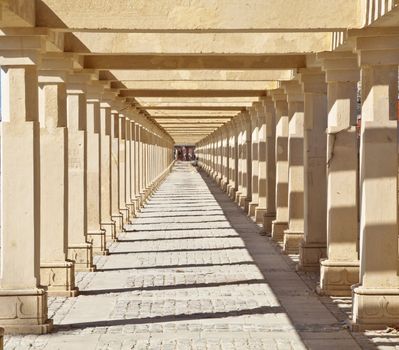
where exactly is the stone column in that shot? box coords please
[66,75,95,272]
[271,90,289,241]
[133,123,142,210]
[232,118,240,200]
[118,113,131,222]
[352,39,399,330]
[238,112,252,212]
[261,96,277,233]
[221,126,230,191]
[215,129,223,183]
[248,104,260,217]
[124,115,135,220]
[129,120,138,214]
[297,69,328,271]
[86,85,108,255]
[99,97,116,241]
[227,120,237,199]
[0,41,52,334]
[38,60,78,297]
[317,52,360,296]
[282,81,305,254]
[139,127,147,204]
[110,108,124,234]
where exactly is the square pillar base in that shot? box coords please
[68,243,96,272]
[248,202,258,218]
[126,203,136,221]
[101,221,117,242]
[283,230,304,254]
[40,261,79,297]
[119,208,130,225]
[271,220,288,242]
[317,260,359,297]
[263,212,276,235]
[297,242,326,272]
[351,286,399,331]
[0,289,53,334]
[221,179,229,192]
[87,229,109,256]
[111,214,124,235]
[238,195,247,209]
[254,207,267,225]
[234,191,242,204]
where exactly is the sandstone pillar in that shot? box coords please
[271,90,289,241]
[221,126,230,191]
[129,120,138,213]
[226,121,237,198]
[248,104,260,217]
[118,113,131,221]
[110,109,124,234]
[317,53,360,296]
[133,123,142,210]
[99,98,116,241]
[235,117,244,203]
[352,41,399,329]
[66,76,95,272]
[238,112,252,211]
[38,62,78,297]
[297,69,328,271]
[124,116,135,220]
[86,86,108,255]
[261,96,277,233]
[0,42,52,334]
[283,81,305,254]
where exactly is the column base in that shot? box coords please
[40,261,79,297]
[271,220,288,242]
[317,260,359,297]
[0,289,53,334]
[283,230,304,254]
[111,214,124,235]
[221,179,229,192]
[68,243,96,272]
[101,221,117,242]
[133,197,142,212]
[351,285,399,331]
[263,212,276,235]
[126,203,136,221]
[120,207,130,225]
[248,202,258,218]
[238,195,247,209]
[234,191,242,204]
[87,229,109,256]
[297,242,326,272]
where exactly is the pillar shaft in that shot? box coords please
[38,71,78,297]
[298,70,328,271]
[271,93,289,241]
[0,53,52,333]
[318,54,360,296]
[248,105,260,217]
[66,82,95,272]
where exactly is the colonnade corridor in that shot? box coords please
[3,162,383,350]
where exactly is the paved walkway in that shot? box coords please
[5,162,383,349]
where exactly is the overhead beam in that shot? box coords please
[66,32,331,54]
[84,55,306,70]
[115,81,277,90]
[36,0,360,31]
[0,0,35,27]
[100,69,294,82]
[148,110,238,116]
[121,90,267,98]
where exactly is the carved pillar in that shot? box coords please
[261,96,277,233]
[86,85,108,255]
[0,40,52,334]
[248,104,260,217]
[66,75,95,272]
[352,39,399,330]
[298,69,328,271]
[38,58,78,297]
[282,81,305,254]
[271,90,289,241]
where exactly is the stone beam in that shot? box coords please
[84,55,306,70]
[66,32,331,54]
[148,110,239,116]
[135,97,259,104]
[0,0,35,27]
[36,0,359,31]
[121,90,267,98]
[116,81,278,91]
[146,106,243,111]
[100,70,294,82]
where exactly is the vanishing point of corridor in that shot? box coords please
[5,163,365,349]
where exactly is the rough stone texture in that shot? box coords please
[3,162,385,349]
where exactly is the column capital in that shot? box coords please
[299,68,327,94]
[356,35,399,66]
[281,80,304,103]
